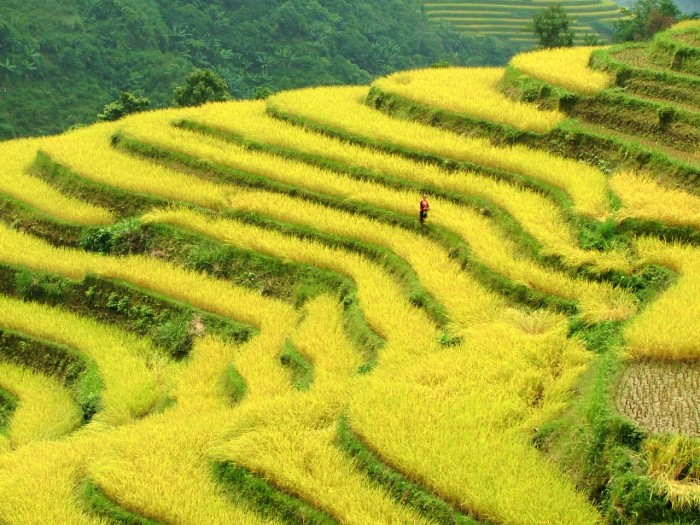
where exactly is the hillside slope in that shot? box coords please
[422,0,625,46]
[0,0,518,140]
[0,21,698,525]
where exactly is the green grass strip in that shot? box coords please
[0,385,18,436]
[214,462,338,525]
[280,338,314,391]
[221,364,248,405]
[0,325,102,422]
[336,415,482,524]
[115,132,581,316]
[499,66,700,192]
[32,151,167,219]
[82,479,165,525]
[0,261,256,361]
[618,218,700,247]
[0,194,86,247]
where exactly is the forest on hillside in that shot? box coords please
[0,0,520,140]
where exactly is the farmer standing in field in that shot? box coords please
[419,194,430,224]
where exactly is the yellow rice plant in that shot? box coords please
[289,295,363,394]
[87,407,281,525]
[0,138,114,225]
[611,171,700,229]
[671,20,700,31]
[624,237,700,360]
[118,108,634,318]
[211,296,433,524]
[0,362,81,448]
[348,316,600,524]
[142,207,598,522]
[0,440,108,525]
[177,101,631,272]
[142,207,440,354]
[510,46,613,94]
[228,188,635,321]
[645,436,700,511]
[42,121,231,211]
[267,86,611,218]
[0,296,164,426]
[373,67,564,132]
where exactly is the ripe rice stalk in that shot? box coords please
[611,171,700,229]
[624,238,700,360]
[176,101,631,273]
[0,362,81,448]
[0,138,114,225]
[510,46,613,94]
[373,67,564,133]
[267,86,611,218]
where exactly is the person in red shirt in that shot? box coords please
[419,194,430,224]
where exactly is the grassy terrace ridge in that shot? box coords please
[0,22,699,524]
[82,480,165,525]
[590,44,700,109]
[114,131,590,313]
[117,125,651,327]
[367,77,700,193]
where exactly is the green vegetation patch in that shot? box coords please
[82,479,165,525]
[0,0,508,140]
[0,195,85,247]
[280,339,314,391]
[221,364,248,405]
[0,386,18,436]
[0,326,102,422]
[214,462,338,525]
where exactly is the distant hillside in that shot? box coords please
[422,0,625,46]
[610,0,699,15]
[0,0,520,140]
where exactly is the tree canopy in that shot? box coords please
[97,91,150,121]
[613,0,682,42]
[529,5,575,48]
[173,69,229,107]
[0,0,521,140]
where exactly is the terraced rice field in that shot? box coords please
[422,0,624,45]
[0,22,698,525]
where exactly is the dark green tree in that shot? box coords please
[613,0,681,42]
[529,5,575,48]
[96,92,150,122]
[173,69,230,107]
[253,85,274,100]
